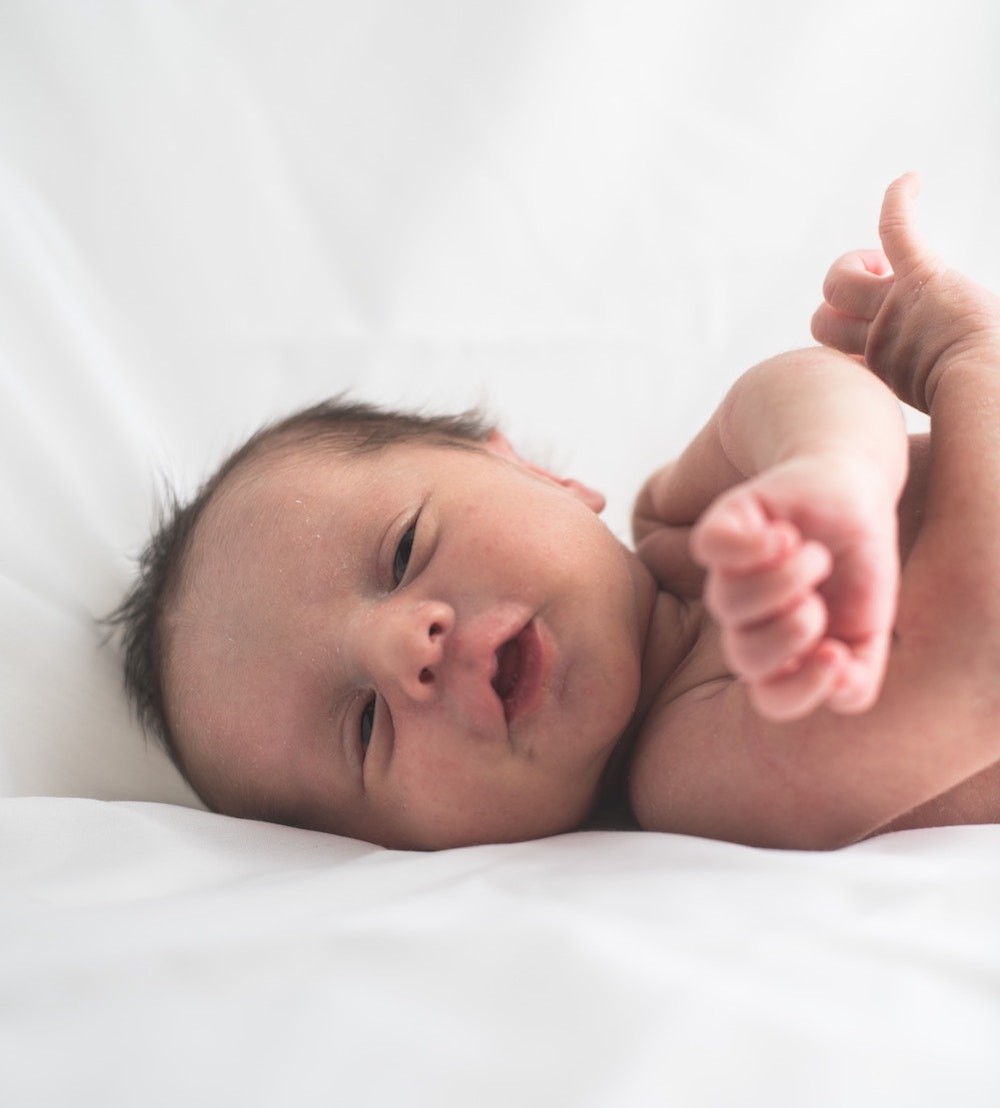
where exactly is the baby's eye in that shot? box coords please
[393,524,416,585]
[360,698,375,754]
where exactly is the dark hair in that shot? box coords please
[104,397,492,791]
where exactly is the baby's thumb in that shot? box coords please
[878,173,936,277]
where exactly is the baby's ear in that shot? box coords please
[483,430,606,514]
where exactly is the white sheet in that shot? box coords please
[5,798,1000,1107]
[2,2,999,1105]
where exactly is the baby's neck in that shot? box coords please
[589,564,706,815]
[635,572,709,722]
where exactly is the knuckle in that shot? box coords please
[788,594,824,638]
[822,267,845,306]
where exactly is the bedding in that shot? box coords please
[2,2,999,1105]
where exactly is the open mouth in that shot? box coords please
[492,635,523,703]
[491,621,546,724]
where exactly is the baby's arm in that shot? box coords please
[635,179,1000,846]
[812,169,1000,676]
[637,345,908,721]
[693,350,908,721]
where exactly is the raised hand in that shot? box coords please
[812,173,999,412]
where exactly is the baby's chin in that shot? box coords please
[379,777,604,851]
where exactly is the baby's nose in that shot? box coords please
[374,599,455,701]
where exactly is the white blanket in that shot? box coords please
[2,3,999,1105]
[4,798,1000,1107]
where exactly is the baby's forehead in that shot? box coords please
[194,436,473,559]
[165,447,351,682]
[226,435,489,509]
[207,438,366,526]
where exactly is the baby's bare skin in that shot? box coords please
[630,176,1000,848]
[158,176,1000,852]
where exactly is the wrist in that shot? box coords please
[760,447,906,535]
[776,434,908,506]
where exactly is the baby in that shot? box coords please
[112,175,1000,850]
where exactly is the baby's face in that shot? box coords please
[164,437,655,849]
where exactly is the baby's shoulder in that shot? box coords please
[628,618,1000,847]
[627,673,893,849]
[626,597,749,836]
[627,673,775,844]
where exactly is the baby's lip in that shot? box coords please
[491,620,549,725]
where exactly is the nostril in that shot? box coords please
[419,667,433,685]
[429,622,442,639]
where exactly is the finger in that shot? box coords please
[691,496,799,573]
[722,593,828,680]
[821,250,893,318]
[878,172,936,277]
[705,541,832,627]
[825,632,891,714]
[748,640,848,722]
[810,304,871,356]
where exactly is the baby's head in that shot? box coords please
[112,398,653,849]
